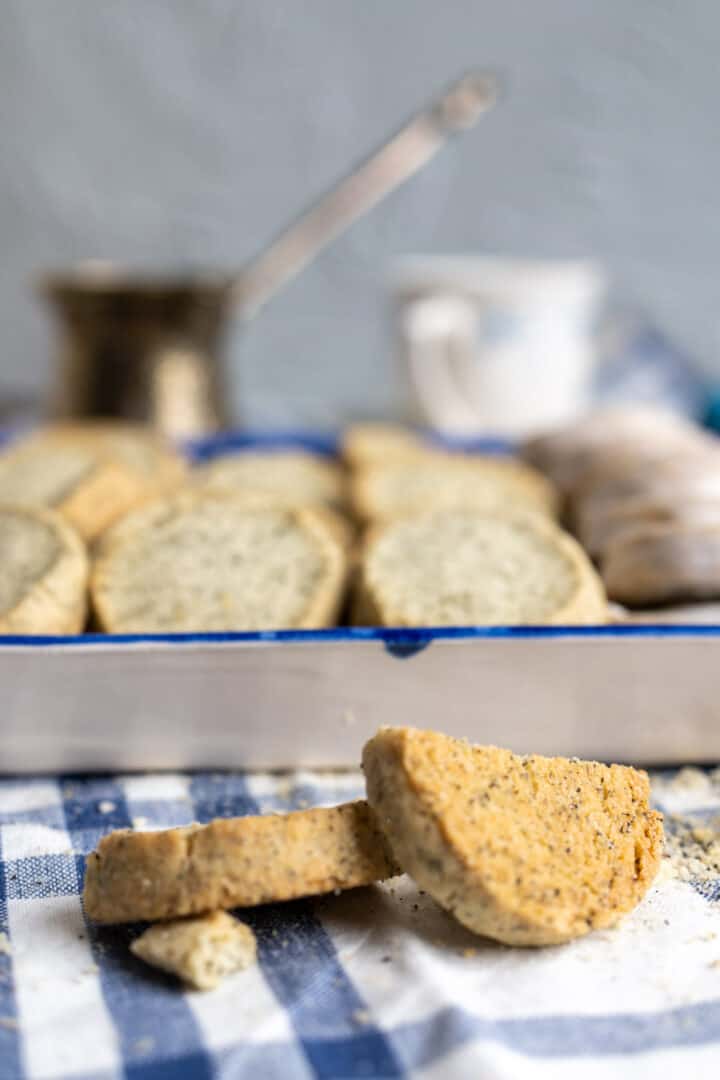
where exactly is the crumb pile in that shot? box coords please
[655,767,720,891]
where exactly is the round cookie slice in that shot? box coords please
[356,508,607,626]
[0,506,88,634]
[91,491,349,633]
[601,521,720,606]
[0,422,185,542]
[196,450,346,511]
[363,727,663,946]
[351,456,558,523]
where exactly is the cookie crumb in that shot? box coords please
[664,814,720,887]
[98,801,116,814]
[131,912,257,991]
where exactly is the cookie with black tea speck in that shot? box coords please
[362,727,663,946]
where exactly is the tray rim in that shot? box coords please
[1,623,720,648]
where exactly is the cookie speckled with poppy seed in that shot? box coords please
[91,492,348,633]
[196,450,346,511]
[355,508,607,627]
[84,801,399,924]
[363,727,663,946]
[351,455,558,523]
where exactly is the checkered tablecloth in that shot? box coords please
[1,767,719,1080]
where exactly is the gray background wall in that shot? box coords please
[1,0,719,427]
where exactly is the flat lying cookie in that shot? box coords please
[0,506,88,634]
[363,727,662,946]
[91,492,348,633]
[83,800,399,924]
[351,455,557,522]
[355,508,607,626]
[130,912,257,991]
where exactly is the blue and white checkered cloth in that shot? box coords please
[1,766,719,1080]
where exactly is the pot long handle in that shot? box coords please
[232,71,498,321]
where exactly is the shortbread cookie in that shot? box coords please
[40,421,185,487]
[356,508,607,626]
[602,522,720,606]
[196,450,346,511]
[91,492,348,632]
[576,496,720,560]
[522,407,709,497]
[0,506,88,634]
[363,727,663,946]
[351,455,558,523]
[131,912,256,990]
[84,801,399,924]
[341,423,432,469]
[0,423,185,541]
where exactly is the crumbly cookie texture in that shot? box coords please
[356,508,607,627]
[90,492,348,633]
[363,727,663,946]
[196,450,346,511]
[84,800,399,924]
[130,912,257,991]
[351,455,558,522]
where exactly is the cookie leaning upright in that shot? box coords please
[91,490,349,633]
[195,449,347,511]
[340,422,434,469]
[0,506,88,634]
[363,728,663,946]
[0,422,185,542]
[350,454,558,523]
[355,507,607,626]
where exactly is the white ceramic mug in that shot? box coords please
[392,256,606,437]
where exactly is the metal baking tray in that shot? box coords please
[2,625,720,773]
[2,431,719,773]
